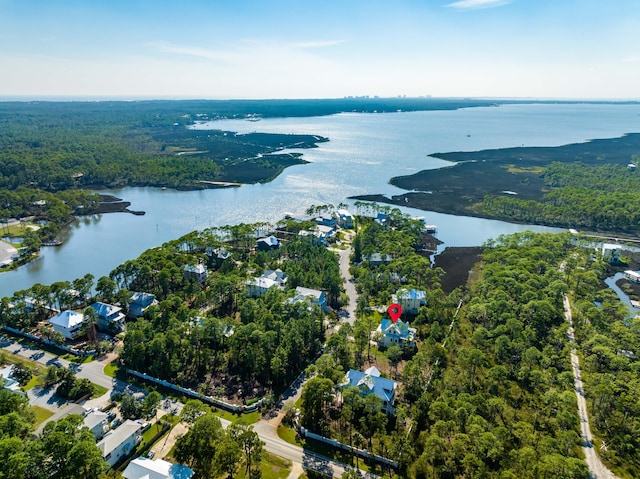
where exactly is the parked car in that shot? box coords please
[146,450,155,459]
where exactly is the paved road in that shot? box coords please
[563,295,620,479]
[338,248,357,325]
[3,334,362,477]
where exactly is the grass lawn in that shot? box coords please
[31,405,54,427]
[214,408,261,425]
[259,452,292,479]
[103,361,119,378]
[24,375,40,391]
[277,425,301,446]
[92,384,108,398]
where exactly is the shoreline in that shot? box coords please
[353,133,640,236]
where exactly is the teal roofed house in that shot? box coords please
[376,318,417,349]
[341,367,397,415]
[91,302,126,333]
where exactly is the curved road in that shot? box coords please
[563,295,620,479]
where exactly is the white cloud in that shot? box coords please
[622,56,640,63]
[446,0,510,10]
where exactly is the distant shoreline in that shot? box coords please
[353,133,640,235]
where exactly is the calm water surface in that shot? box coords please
[1,103,639,296]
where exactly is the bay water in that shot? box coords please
[1,103,639,297]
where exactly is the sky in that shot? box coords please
[0,0,638,100]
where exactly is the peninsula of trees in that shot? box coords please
[354,133,640,235]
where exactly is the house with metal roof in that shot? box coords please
[376,318,417,349]
[123,458,194,479]
[128,292,158,318]
[47,310,87,339]
[393,288,427,314]
[97,419,142,468]
[287,286,328,312]
[341,368,397,415]
[91,302,126,333]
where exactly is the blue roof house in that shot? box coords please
[376,318,417,349]
[91,302,126,333]
[341,367,397,415]
[393,288,427,315]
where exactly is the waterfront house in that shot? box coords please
[601,243,621,264]
[183,263,207,283]
[375,213,390,228]
[97,419,142,468]
[47,310,87,340]
[625,270,640,283]
[123,457,194,479]
[91,302,126,333]
[315,214,338,227]
[128,292,158,318]
[256,236,280,251]
[393,288,427,314]
[341,368,397,415]
[287,286,328,312]
[205,246,231,267]
[84,410,109,440]
[336,209,355,229]
[376,318,417,349]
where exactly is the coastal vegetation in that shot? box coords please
[356,133,640,235]
[4,203,640,476]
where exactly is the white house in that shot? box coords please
[376,318,417,349]
[123,458,194,479]
[287,286,328,312]
[97,419,142,468]
[128,292,158,318]
[47,310,87,340]
[625,270,640,283]
[393,288,427,314]
[341,367,397,415]
[0,365,22,394]
[245,269,287,298]
[91,302,126,333]
[84,410,109,440]
[183,263,207,283]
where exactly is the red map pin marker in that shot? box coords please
[388,303,402,323]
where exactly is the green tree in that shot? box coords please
[174,413,224,478]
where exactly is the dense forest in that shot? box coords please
[476,163,640,232]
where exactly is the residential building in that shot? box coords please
[625,270,640,283]
[364,253,392,267]
[601,243,621,264]
[376,318,417,349]
[84,410,109,440]
[47,310,87,340]
[245,269,287,298]
[91,302,126,333]
[375,213,390,228]
[256,236,280,251]
[183,263,207,283]
[336,209,355,229]
[123,458,194,479]
[315,214,337,227]
[393,288,427,314]
[97,419,142,468]
[341,368,397,415]
[0,365,22,394]
[288,286,328,312]
[128,292,158,318]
